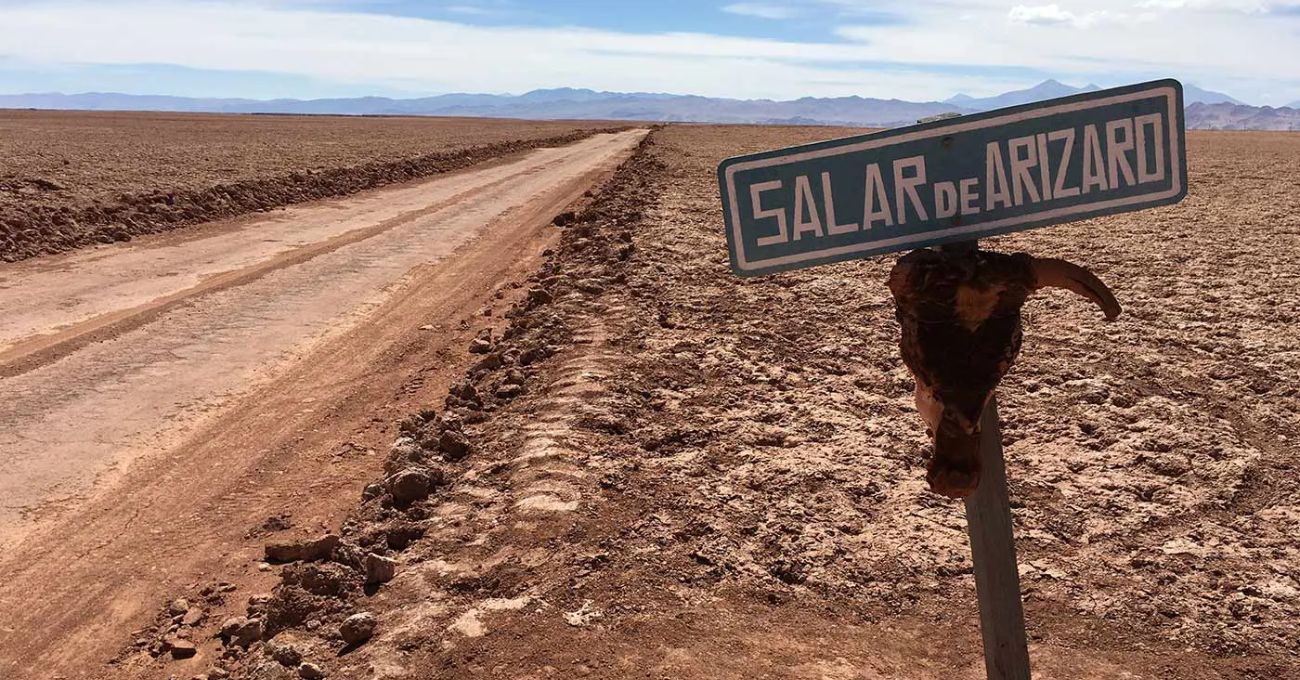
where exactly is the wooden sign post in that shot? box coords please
[966,397,1031,680]
[717,80,1190,680]
[934,238,1031,678]
[717,80,1186,277]
[930,238,1031,678]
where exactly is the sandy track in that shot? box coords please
[0,129,645,678]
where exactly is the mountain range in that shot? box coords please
[0,80,1293,130]
[946,80,1241,110]
[1184,102,1300,131]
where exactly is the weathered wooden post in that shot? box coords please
[717,80,1187,679]
[933,241,1031,679]
[966,398,1031,680]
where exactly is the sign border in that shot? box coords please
[719,79,1187,276]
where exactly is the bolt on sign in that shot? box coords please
[719,79,1188,276]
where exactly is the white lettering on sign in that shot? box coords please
[1035,133,1054,202]
[934,181,958,219]
[864,162,894,229]
[1106,118,1137,189]
[986,142,1013,211]
[1048,128,1079,198]
[751,180,788,246]
[822,172,859,235]
[746,113,1170,247]
[722,81,1187,276]
[894,155,930,225]
[1134,113,1166,183]
[1082,124,1109,193]
[791,174,824,240]
[959,178,981,216]
[1008,135,1041,207]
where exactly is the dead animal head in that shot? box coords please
[887,248,1119,499]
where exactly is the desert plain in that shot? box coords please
[0,111,1296,680]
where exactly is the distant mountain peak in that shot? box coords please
[943,79,1242,111]
[943,79,1087,110]
[1182,83,1242,105]
[518,87,606,102]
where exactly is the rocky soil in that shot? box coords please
[0,111,619,262]
[118,126,1299,679]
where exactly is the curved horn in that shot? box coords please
[1031,258,1122,320]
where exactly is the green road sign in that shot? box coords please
[719,79,1188,276]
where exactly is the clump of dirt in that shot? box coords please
[115,582,237,665]
[244,513,294,540]
[0,124,624,263]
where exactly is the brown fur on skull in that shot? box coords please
[887,248,1120,498]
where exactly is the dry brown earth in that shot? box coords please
[203,126,1299,680]
[0,129,646,679]
[0,111,617,261]
[1,121,1297,679]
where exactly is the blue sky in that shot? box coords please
[294,0,897,40]
[1,0,1298,105]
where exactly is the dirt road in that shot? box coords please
[0,129,646,678]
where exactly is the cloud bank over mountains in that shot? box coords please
[0,0,1297,106]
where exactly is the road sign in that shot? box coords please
[719,79,1188,276]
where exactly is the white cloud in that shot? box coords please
[0,1,1024,100]
[445,5,495,15]
[1135,0,1271,9]
[0,0,1296,104]
[1007,4,1149,28]
[721,3,800,19]
[1008,3,1075,24]
[832,0,1300,101]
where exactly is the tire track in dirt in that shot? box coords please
[505,312,621,515]
[380,308,624,649]
[0,163,531,378]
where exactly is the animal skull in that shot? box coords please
[887,247,1120,498]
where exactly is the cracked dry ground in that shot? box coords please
[156,127,1297,680]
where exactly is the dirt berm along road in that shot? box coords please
[0,129,647,678]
